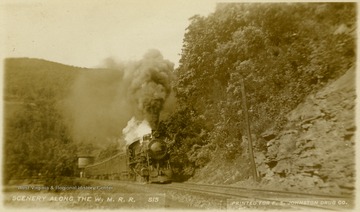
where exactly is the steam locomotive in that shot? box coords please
[82,131,172,183]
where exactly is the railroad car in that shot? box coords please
[82,132,172,183]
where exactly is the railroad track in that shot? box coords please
[150,182,354,210]
[76,179,354,210]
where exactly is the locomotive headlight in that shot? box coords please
[148,139,167,160]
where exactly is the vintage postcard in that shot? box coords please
[1,0,357,211]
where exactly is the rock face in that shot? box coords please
[256,66,356,195]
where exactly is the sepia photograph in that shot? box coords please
[1,0,357,211]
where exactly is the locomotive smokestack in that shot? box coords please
[151,129,160,138]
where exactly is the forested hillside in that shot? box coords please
[3,58,96,183]
[4,58,83,101]
[159,2,356,188]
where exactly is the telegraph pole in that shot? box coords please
[240,77,259,182]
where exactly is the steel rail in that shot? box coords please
[149,182,353,210]
[181,182,353,199]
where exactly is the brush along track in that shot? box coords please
[148,182,354,210]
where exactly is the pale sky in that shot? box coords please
[1,0,218,68]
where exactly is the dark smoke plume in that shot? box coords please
[125,50,173,128]
[61,49,174,145]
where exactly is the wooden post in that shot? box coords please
[240,77,259,182]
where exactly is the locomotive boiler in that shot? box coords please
[82,131,172,183]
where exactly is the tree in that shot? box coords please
[168,2,356,179]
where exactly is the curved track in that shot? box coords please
[74,179,354,210]
[149,182,354,210]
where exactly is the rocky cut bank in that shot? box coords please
[256,66,356,195]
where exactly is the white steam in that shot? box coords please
[122,117,151,145]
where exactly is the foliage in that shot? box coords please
[157,106,208,181]
[4,101,78,183]
[3,58,86,184]
[4,58,84,101]
[169,3,356,179]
